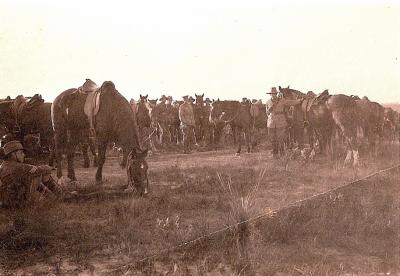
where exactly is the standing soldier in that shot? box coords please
[179,96,196,154]
[266,87,301,158]
[0,140,64,210]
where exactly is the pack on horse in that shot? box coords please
[210,100,253,155]
[282,88,337,157]
[51,79,100,181]
[0,99,17,137]
[0,96,56,164]
[92,81,148,195]
[17,94,56,165]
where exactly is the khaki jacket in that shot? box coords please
[179,102,195,126]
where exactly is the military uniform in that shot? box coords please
[179,98,195,153]
[0,141,62,210]
[266,92,301,157]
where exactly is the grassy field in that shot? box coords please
[0,143,399,275]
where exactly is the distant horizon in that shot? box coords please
[1,87,398,105]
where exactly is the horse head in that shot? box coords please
[195,93,204,105]
[278,86,306,100]
[127,148,149,196]
[139,94,148,103]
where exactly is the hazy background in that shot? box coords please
[0,0,399,103]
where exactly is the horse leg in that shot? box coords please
[67,132,80,181]
[236,128,242,155]
[95,140,107,184]
[246,129,251,153]
[48,139,55,168]
[89,137,98,167]
[81,142,90,168]
[54,131,64,179]
[120,150,128,168]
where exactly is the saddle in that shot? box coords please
[11,95,27,123]
[84,89,102,136]
[314,90,330,105]
[25,94,44,109]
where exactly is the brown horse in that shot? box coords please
[93,81,148,193]
[17,94,55,165]
[325,94,365,166]
[210,100,252,155]
[194,93,212,146]
[0,99,17,136]
[52,82,100,180]
[149,98,180,146]
[278,87,337,157]
[136,95,157,151]
[353,97,384,157]
[278,86,307,149]
[249,100,267,147]
[383,107,399,142]
[52,81,148,193]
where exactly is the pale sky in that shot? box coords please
[0,0,399,103]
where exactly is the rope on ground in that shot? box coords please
[113,163,400,272]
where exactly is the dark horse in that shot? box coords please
[94,81,148,194]
[277,86,307,149]
[135,94,157,151]
[52,85,98,181]
[278,87,336,156]
[17,94,56,165]
[210,100,252,155]
[52,81,148,193]
[194,93,212,146]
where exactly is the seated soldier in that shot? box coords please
[0,140,63,210]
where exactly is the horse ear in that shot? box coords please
[201,93,204,97]
[145,94,148,99]
[287,85,290,89]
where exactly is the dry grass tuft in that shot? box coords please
[216,167,267,273]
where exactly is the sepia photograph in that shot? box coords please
[0,0,399,274]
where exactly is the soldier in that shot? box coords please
[0,140,63,210]
[179,96,196,154]
[266,87,302,158]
